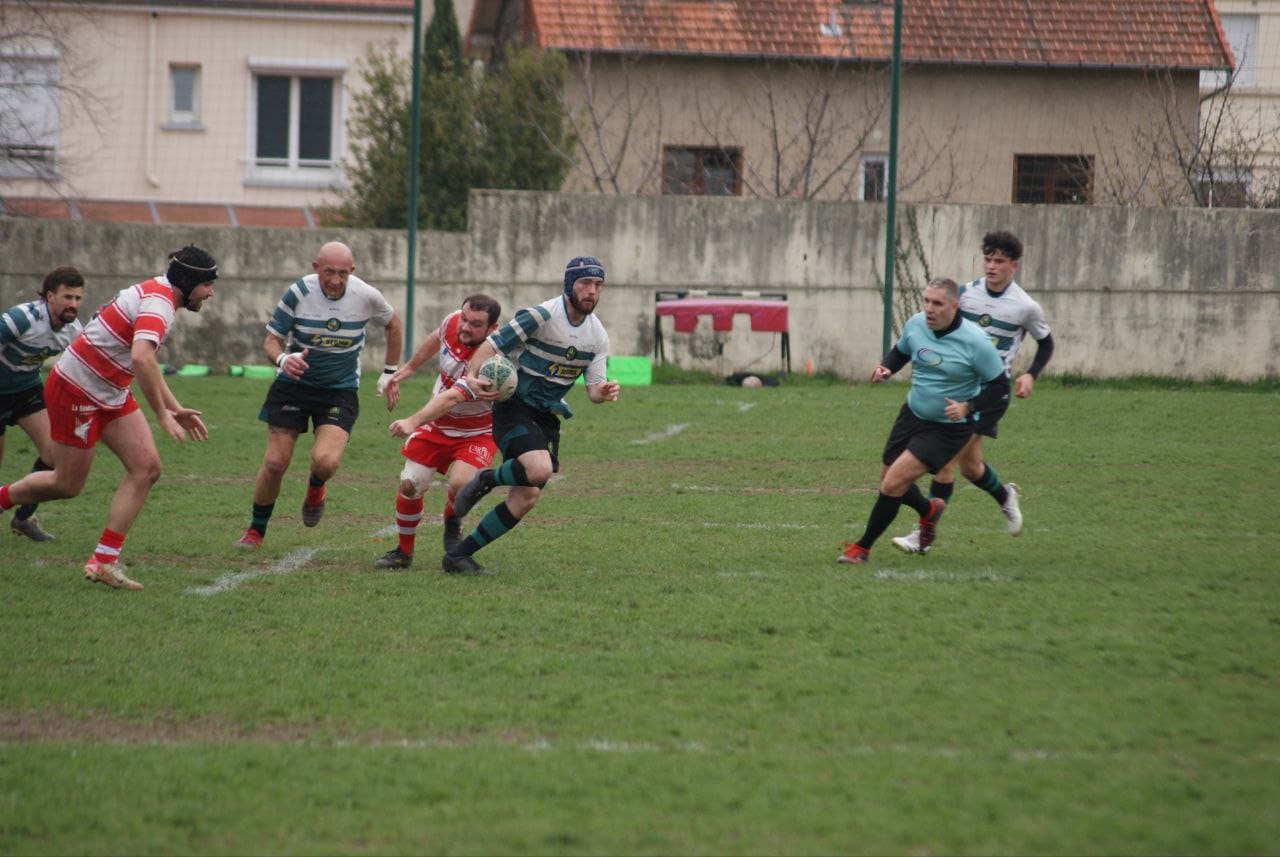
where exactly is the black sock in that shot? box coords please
[857,492,903,549]
[251,502,275,536]
[928,479,955,504]
[13,458,52,521]
[901,483,932,518]
[308,473,325,489]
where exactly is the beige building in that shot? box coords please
[1201,0,1280,206]
[0,0,473,226]
[469,0,1233,207]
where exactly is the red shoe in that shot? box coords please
[918,498,946,552]
[837,542,870,564]
[236,528,263,548]
[302,486,326,528]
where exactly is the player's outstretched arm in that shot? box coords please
[389,387,466,438]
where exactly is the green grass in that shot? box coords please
[2,375,1278,855]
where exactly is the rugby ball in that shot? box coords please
[478,354,518,401]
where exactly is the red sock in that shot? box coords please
[0,484,12,511]
[442,492,456,520]
[305,482,326,506]
[92,529,126,566]
[395,492,423,555]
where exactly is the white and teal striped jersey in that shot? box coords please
[266,274,395,391]
[958,278,1051,374]
[0,299,83,395]
[489,295,610,418]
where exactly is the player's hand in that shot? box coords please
[870,365,892,383]
[377,375,399,410]
[469,376,501,401]
[1014,374,1034,399]
[598,380,620,402]
[388,417,417,438]
[279,348,309,380]
[943,398,970,422]
[170,407,208,441]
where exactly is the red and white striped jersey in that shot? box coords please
[431,310,492,438]
[54,277,177,408]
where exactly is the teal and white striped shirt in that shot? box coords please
[0,299,83,395]
[489,295,610,418]
[266,274,395,391]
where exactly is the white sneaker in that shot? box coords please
[84,559,143,591]
[1002,482,1023,536]
[891,528,929,554]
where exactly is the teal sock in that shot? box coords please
[970,464,1008,505]
[455,502,520,555]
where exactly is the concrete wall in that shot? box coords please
[2,190,1278,380]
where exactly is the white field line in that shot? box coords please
[18,736,1235,765]
[738,402,756,412]
[631,423,689,445]
[871,568,1012,583]
[188,547,320,596]
[671,483,825,494]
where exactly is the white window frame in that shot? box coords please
[244,57,346,188]
[166,64,203,129]
[1202,14,1258,90]
[858,153,887,202]
[0,49,60,180]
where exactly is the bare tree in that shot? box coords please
[0,0,106,205]
[559,51,666,195]
[1092,68,1280,208]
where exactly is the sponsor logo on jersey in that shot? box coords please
[914,348,944,367]
[314,336,354,348]
[546,363,581,379]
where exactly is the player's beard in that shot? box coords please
[58,308,78,324]
[569,293,596,316]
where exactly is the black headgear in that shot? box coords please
[166,245,218,297]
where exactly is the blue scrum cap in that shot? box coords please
[563,256,605,296]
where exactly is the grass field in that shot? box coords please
[1,373,1278,855]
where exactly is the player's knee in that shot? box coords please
[311,455,341,481]
[523,461,553,487]
[399,477,425,498]
[135,456,163,486]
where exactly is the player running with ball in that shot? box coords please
[441,256,620,576]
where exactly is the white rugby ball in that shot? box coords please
[478,354,518,401]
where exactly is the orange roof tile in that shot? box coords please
[156,203,234,226]
[78,200,156,224]
[489,0,1231,71]
[94,0,412,12]
[2,197,321,229]
[1,197,72,219]
[233,205,314,228]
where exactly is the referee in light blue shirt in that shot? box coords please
[838,277,1008,565]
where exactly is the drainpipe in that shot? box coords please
[144,11,161,187]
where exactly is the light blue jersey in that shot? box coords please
[0,300,83,395]
[896,313,1005,423]
[489,295,610,418]
[266,274,394,391]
